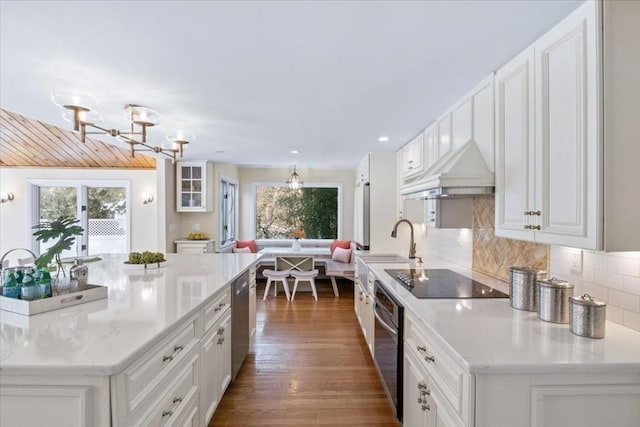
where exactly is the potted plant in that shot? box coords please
[32,216,84,278]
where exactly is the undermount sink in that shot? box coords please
[357,254,410,263]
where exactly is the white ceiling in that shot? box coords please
[0,0,584,169]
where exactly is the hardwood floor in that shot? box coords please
[209,279,400,426]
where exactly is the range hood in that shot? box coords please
[400,140,494,199]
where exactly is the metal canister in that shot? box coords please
[537,277,574,323]
[569,294,606,339]
[509,267,547,311]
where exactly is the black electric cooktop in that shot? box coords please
[384,268,509,299]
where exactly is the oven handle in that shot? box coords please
[374,304,398,337]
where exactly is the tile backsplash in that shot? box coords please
[550,247,640,332]
[472,197,549,282]
[416,196,640,332]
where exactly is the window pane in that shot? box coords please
[255,187,338,239]
[38,186,79,259]
[87,187,127,255]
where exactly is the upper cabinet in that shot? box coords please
[177,161,212,212]
[495,0,640,251]
[401,132,425,179]
[397,74,494,190]
[357,153,370,184]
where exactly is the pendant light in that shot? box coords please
[286,165,304,190]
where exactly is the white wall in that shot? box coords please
[0,167,158,258]
[237,166,355,241]
[415,225,473,268]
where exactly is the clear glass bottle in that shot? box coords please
[69,259,89,289]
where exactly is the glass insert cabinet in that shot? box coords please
[176,161,211,212]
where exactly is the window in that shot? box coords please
[254,184,340,239]
[31,180,130,257]
[219,178,238,246]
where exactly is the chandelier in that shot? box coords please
[51,90,191,162]
[286,165,304,190]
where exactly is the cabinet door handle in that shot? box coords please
[417,345,427,352]
[173,396,183,404]
[162,354,174,362]
[422,404,431,412]
[524,210,532,216]
[417,381,427,390]
[424,355,435,363]
[173,345,184,352]
[530,225,541,230]
[217,327,225,335]
[531,210,541,216]
[217,337,225,345]
[524,224,532,230]
[418,397,423,404]
[421,389,431,396]
[214,302,226,312]
[162,409,174,418]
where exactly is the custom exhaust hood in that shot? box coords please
[400,140,494,199]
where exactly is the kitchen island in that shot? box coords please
[365,260,640,427]
[0,253,260,427]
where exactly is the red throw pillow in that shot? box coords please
[330,239,351,255]
[236,239,257,253]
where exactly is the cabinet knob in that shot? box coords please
[173,345,184,352]
[531,225,541,230]
[162,354,174,362]
[162,410,174,418]
[524,210,532,216]
[424,355,435,363]
[524,224,532,230]
[531,210,541,216]
[421,404,431,412]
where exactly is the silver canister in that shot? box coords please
[537,277,574,324]
[509,267,547,311]
[569,294,606,339]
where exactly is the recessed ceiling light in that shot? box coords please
[378,136,390,142]
[290,150,300,154]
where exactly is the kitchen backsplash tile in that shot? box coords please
[472,197,549,281]
[417,225,473,269]
[550,246,640,332]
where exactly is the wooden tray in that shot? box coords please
[0,284,108,316]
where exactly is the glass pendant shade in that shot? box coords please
[62,109,103,124]
[166,131,195,144]
[287,165,304,190]
[125,104,161,126]
[51,90,99,111]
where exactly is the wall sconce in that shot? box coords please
[1,191,14,203]
[142,193,154,205]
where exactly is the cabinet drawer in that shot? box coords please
[203,288,231,332]
[406,314,472,425]
[114,315,199,422]
[137,350,199,427]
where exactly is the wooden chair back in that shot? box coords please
[275,256,314,272]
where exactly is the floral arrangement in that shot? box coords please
[291,229,306,240]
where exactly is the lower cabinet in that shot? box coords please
[353,279,374,355]
[405,311,640,427]
[200,309,232,425]
[249,267,257,339]
[0,375,111,427]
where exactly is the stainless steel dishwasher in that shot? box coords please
[231,270,250,380]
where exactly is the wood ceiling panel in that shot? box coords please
[0,109,156,169]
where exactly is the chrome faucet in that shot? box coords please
[390,219,417,259]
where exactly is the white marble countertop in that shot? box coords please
[368,260,640,374]
[0,253,260,376]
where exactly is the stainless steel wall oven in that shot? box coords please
[373,279,404,421]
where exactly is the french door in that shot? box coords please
[32,181,130,257]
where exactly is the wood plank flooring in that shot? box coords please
[209,279,400,426]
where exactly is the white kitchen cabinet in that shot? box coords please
[176,161,212,212]
[495,0,640,250]
[402,132,426,179]
[424,124,438,170]
[405,312,473,426]
[451,99,472,150]
[0,375,111,427]
[200,309,231,426]
[353,280,374,354]
[111,314,201,427]
[175,239,215,254]
[249,267,257,340]
[437,115,452,159]
[475,373,640,427]
[494,47,536,243]
[396,151,425,222]
[356,152,370,184]
[471,76,495,172]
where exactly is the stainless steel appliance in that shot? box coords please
[231,270,250,380]
[354,182,370,250]
[373,279,403,421]
[384,268,508,299]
